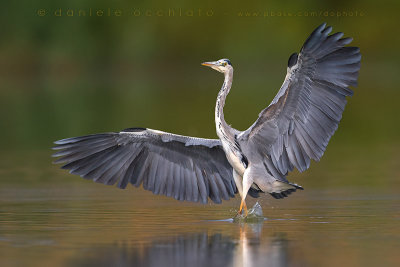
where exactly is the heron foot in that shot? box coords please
[233,202,265,223]
[238,199,248,216]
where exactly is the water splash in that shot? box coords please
[233,202,266,223]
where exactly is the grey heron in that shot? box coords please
[53,23,360,215]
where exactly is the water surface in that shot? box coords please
[0,151,399,267]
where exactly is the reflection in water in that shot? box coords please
[235,223,288,267]
[2,183,399,266]
[69,223,288,267]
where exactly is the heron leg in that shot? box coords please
[238,169,253,216]
[238,199,248,215]
[234,171,248,215]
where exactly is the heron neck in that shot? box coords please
[215,68,234,139]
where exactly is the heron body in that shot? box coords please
[53,23,361,215]
[206,58,304,214]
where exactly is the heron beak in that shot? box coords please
[201,61,219,67]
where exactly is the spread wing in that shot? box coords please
[52,128,237,204]
[238,23,361,177]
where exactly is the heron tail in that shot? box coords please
[269,181,303,199]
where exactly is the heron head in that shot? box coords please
[201,58,232,73]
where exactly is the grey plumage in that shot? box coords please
[238,23,360,177]
[53,23,360,210]
[53,128,238,204]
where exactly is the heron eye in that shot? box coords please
[223,63,227,66]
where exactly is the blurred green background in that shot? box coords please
[0,0,399,188]
[1,2,399,266]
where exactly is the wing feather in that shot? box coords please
[53,128,237,204]
[238,23,361,176]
